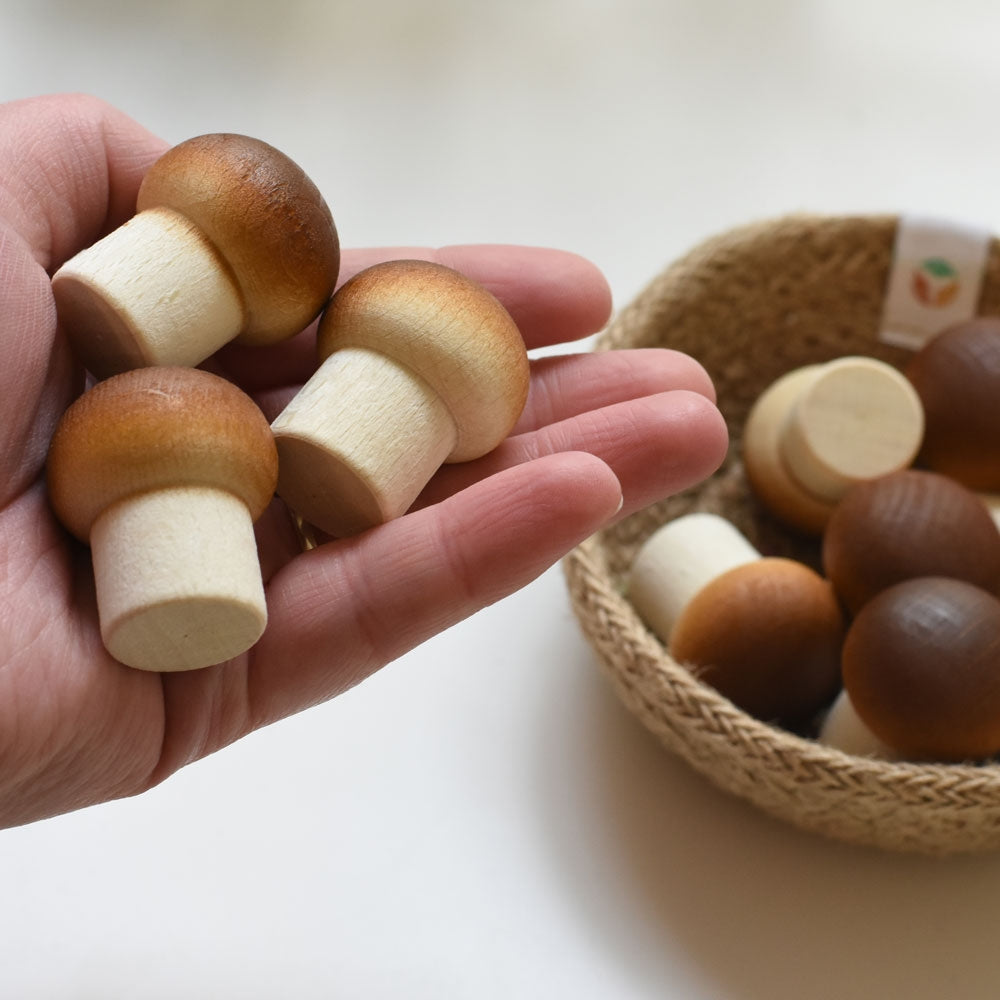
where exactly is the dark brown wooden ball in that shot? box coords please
[905,317,1000,491]
[842,577,1000,761]
[822,469,1000,616]
[669,557,845,727]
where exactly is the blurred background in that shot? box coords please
[4,2,1000,997]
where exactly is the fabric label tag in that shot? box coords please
[879,215,991,350]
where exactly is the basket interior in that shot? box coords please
[564,213,1000,854]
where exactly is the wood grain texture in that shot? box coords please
[273,260,530,536]
[272,347,456,536]
[92,487,267,671]
[843,577,1000,762]
[52,132,339,376]
[46,367,277,671]
[316,260,529,461]
[626,512,760,646]
[743,356,923,535]
[47,366,278,541]
[52,208,244,376]
[906,318,1000,491]
[669,557,844,727]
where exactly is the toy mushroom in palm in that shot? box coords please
[51,133,340,377]
[822,468,1000,616]
[742,356,924,535]
[905,317,1000,493]
[820,577,1000,762]
[46,367,278,671]
[270,259,530,537]
[627,513,845,727]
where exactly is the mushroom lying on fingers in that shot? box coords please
[271,259,530,538]
[52,133,340,377]
[46,367,278,671]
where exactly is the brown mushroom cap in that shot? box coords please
[843,577,1000,761]
[47,367,278,541]
[905,317,1000,491]
[669,557,845,726]
[136,133,340,346]
[316,260,530,462]
[822,469,1000,615]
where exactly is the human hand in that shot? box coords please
[0,93,728,828]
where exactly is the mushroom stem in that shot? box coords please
[743,357,924,534]
[91,486,267,671]
[271,346,458,537]
[817,690,900,760]
[626,512,760,644]
[52,208,245,377]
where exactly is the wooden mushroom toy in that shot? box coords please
[743,356,924,534]
[905,317,1000,492]
[830,577,1000,762]
[627,513,844,726]
[46,367,278,671]
[822,468,1000,616]
[52,133,340,377]
[271,259,530,537]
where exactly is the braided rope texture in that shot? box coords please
[563,214,1000,855]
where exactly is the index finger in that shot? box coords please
[338,244,613,351]
[211,244,614,393]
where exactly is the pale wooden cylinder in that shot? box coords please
[744,357,924,534]
[817,690,901,761]
[626,512,760,645]
[780,357,924,500]
[51,207,244,376]
[271,346,458,537]
[91,486,267,671]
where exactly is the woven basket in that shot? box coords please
[563,213,1000,855]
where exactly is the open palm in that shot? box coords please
[0,94,728,829]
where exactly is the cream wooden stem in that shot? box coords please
[271,346,458,537]
[743,357,924,534]
[817,690,901,760]
[782,358,924,499]
[90,486,267,671]
[626,512,760,645]
[981,493,1000,532]
[51,207,244,377]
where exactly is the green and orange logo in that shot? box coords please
[911,257,960,308]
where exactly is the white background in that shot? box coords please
[3,2,1000,997]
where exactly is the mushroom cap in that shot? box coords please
[669,557,845,726]
[822,468,1000,615]
[316,260,530,462]
[136,133,340,346]
[842,577,1000,761]
[47,367,278,541]
[905,317,1000,491]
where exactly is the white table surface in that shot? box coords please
[4,2,1000,997]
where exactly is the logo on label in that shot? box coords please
[911,257,960,308]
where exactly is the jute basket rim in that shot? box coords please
[563,212,1000,855]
